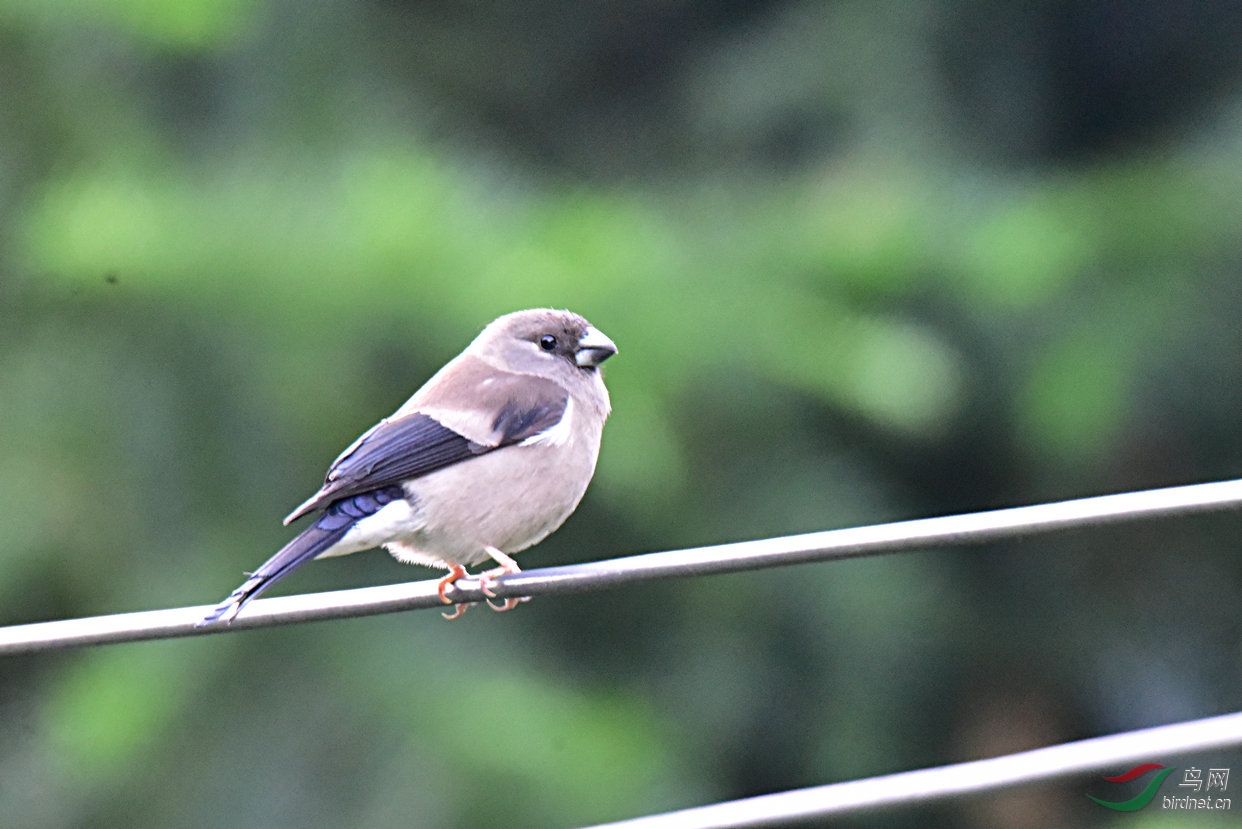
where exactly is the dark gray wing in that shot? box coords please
[490,394,568,446]
[284,413,479,523]
[285,386,568,523]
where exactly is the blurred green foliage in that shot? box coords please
[3,1,1242,827]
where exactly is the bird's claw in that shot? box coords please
[436,563,470,619]
[436,563,468,603]
[436,559,527,617]
[478,561,528,612]
[487,596,522,612]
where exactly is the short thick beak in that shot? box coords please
[575,326,618,368]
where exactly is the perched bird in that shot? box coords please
[199,308,616,625]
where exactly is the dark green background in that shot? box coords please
[3,1,1242,827]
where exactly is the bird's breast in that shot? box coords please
[397,429,601,564]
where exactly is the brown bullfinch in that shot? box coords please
[200,308,615,624]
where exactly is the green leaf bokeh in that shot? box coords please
[3,2,1242,827]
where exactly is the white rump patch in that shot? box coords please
[325,498,424,558]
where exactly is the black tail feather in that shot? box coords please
[198,486,406,627]
[197,523,350,626]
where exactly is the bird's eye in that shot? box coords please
[539,334,558,351]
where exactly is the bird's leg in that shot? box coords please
[436,563,468,602]
[437,563,470,620]
[479,546,524,612]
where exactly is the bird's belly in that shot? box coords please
[393,439,598,567]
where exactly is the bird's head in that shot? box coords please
[482,308,617,378]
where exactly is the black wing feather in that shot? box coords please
[326,414,483,497]
[291,392,569,522]
[285,414,482,522]
[491,397,566,443]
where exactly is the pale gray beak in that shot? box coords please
[575,326,618,367]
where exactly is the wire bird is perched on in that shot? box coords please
[199,308,616,625]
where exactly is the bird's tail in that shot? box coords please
[197,522,350,626]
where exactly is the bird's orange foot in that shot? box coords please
[436,563,468,603]
[479,551,524,612]
[487,596,521,612]
[437,563,469,620]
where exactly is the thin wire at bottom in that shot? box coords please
[580,710,1242,829]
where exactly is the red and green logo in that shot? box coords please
[1088,763,1175,811]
